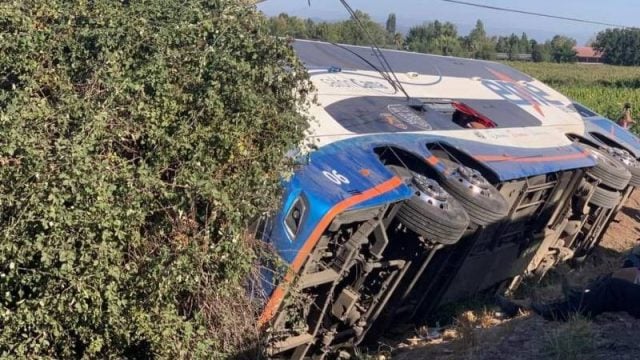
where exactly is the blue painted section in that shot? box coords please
[326,133,595,181]
[414,134,596,180]
[267,132,597,269]
[269,138,415,264]
[583,117,640,157]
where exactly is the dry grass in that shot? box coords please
[454,309,502,350]
[399,308,512,359]
[542,315,595,360]
[202,286,262,357]
[197,235,283,359]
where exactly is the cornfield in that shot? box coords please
[507,62,640,135]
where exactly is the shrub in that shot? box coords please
[0,0,311,357]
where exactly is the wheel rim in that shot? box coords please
[452,166,492,197]
[588,148,605,163]
[589,147,621,169]
[605,147,639,168]
[412,175,450,210]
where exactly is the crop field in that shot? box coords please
[507,62,640,135]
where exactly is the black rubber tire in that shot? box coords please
[601,147,640,188]
[583,146,632,190]
[627,163,640,187]
[440,172,510,226]
[587,186,621,209]
[395,173,470,245]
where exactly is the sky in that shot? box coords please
[258,0,639,45]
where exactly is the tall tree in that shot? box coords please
[496,36,510,53]
[311,21,340,43]
[519,32,531,53]
[532,42,552,62]
[405,20,463,56]
[339,10,389,46]
[468,20,487,41]
[386,13,397,34]
[464,20,496,59]
[593,28,640,66]
[268,13,311,39]
[549,35,577,63]
[507,33,521,59]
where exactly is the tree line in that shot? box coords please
[593,28,640,66]
[268,11,578,63]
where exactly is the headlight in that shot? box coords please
[285,195,307,239]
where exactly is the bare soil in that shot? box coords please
[389,191,640,360]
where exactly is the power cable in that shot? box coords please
[329,42,392,81]
[338,0,398,91]
[338,0,412,100]
[442,0,629,28]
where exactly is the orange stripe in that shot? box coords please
[257,176,403,328]
[425,155,439,166]
[474,150,590,163]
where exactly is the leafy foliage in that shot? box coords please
[268,11,393,48]
[465,20,497,60]
[532,42,553,63]
[495,32,534,59]
[593,28,640,66]
[0,0,311,357]
[385,13,397,35]
[406,21,463,57]
[549,35,578,63]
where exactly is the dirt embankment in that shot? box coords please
[391,192,640,360]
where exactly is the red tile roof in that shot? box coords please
[574,46,602,58]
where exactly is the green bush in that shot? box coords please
[0,0,311,357]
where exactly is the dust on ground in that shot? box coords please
[387,191,640,360]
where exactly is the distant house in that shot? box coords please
[574,46,603,63]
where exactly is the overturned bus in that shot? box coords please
[257,40,640,359]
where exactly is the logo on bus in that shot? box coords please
[482,68,563,117]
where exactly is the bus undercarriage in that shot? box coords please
[265,140,639,359]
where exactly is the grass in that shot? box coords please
[507,62,640,87]
[506,61,640,135]
[542,315,595,360]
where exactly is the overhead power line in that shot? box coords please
[442,0,628,28]
[338,0,412,100]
